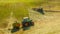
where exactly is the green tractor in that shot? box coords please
[22,17,34,31]
[11,17,34,33]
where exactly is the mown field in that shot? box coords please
[0,0,60,34]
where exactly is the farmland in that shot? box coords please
[0,0,60,34]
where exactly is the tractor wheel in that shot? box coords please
[31,22,34,26]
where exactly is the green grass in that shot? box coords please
[0,3,29,21]
[0,3,29,28]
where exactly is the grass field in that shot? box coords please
[0,0,60,34]
[0,3,29,28]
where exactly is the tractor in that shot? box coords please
[22,17,34,31]
[11,17,34,33]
